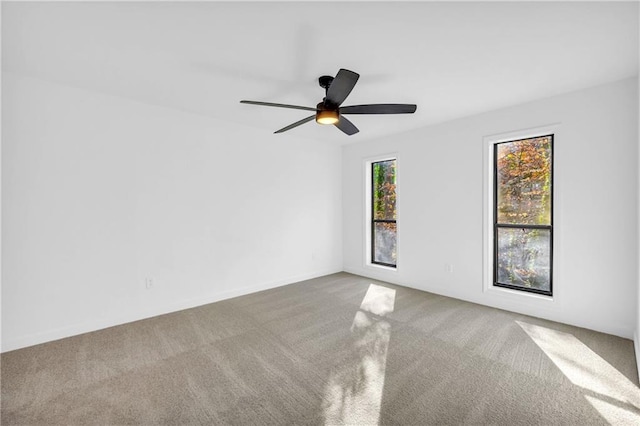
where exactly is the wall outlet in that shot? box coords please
[145,278,154,289]
[445,263,454,273]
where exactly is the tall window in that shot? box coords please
[494,135,553,295]
[371,159,397,268]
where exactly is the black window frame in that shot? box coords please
[493,135,554,296]
[371,159,397,268]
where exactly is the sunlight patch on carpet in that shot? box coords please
[359,283,396,316]
[323,284,396,425]
[517,321,640,424]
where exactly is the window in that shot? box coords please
[371,159,397,268]
[494,135,553,296]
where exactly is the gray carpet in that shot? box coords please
[2,272,639,425]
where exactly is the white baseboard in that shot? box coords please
[1,268,341,353]
[343,265,405,287]
[5,267,635,354]
[635,331,640,383]
[343,266,634,340]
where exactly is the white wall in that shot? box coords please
[343,77,638,339]
[3,73,637,352]
[2,73,343,352]
[636,18,640,374]
[636,4,640,379]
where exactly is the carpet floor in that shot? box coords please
[2,272,639,425]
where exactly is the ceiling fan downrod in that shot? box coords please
[318,75,334,95]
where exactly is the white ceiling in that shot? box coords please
[3,1,638,143]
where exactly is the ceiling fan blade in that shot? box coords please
[325,69,359,107]
[274,115,316,134]
[240,100,317,112]
[340,104,417,114]
[334,116,359,136]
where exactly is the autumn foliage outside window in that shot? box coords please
[494,135,553,295]
[372,159,397,267]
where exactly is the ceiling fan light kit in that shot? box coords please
[240,68,417,136]
[316,105,339,125]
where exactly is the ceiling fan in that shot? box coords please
[240,68,417,136]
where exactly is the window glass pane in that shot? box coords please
[373,222,397,265]
[373,160,396,220]
[496,136,552,225]
[497,227,551,292]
